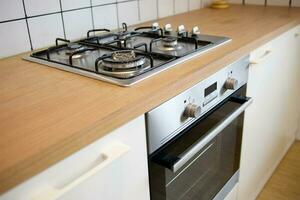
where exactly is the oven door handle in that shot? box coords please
[171,97,253,172]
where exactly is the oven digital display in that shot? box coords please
[205,82,217,97]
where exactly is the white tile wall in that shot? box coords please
[189,0,202,10]
[61,0,91,10]
[245,0,265,5]
[292,0,300,6]
[158,0,174,18]
[0,20,31,58]
[28,14,64,49]
[267,0,290,6]
[93,4,118,29]
[139,0,158,22]
[202,0,213,7]
[1,0,299,58]
[92,0,116,6]
[228,0,243,4]
[63,9,93,40]
[175,0,189,14]
[117,1,139,26]
[24,0,61,16]
[0,0,25,21]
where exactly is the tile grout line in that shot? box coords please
[137,0,141,22]
[173,0,176,15]
[0,17,26,24]
[90,0,95,30]
[156,0,159,19]
[116,2,120,30]
[21,0,33,51]
[58,0,67,39]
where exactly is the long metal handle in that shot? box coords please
[171,98,253,172]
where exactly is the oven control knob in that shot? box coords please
[164,24,173,32]
[152,22,160,30]
[177,25,186,35]
[224,78,238,90]
[191,26,201,36]
[184,103,201,118]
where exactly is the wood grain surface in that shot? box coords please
[257,141,300,200]
[0,5,300,194]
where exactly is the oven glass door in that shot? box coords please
[149,86,252,200]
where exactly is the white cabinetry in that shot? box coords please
[238,25,300,200]
[0,115,150,200]
[296,26,300,140]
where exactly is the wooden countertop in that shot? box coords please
[1,5,300,194]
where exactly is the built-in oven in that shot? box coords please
[146,56,252,200]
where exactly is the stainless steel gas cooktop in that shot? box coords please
[25,23,231,86]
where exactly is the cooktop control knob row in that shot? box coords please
[153,22,201,36]
[224,78,238,90]
[184,103,201,118]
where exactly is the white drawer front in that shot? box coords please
[1,115,150,200]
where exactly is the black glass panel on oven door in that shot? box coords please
[149,86,246,200]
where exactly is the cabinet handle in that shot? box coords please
[249,50,272,65]
[32,141,130,200]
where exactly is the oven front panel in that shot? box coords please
[146,56,250,154]
[149,86,249,200]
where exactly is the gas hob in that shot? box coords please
[25,23,231,86]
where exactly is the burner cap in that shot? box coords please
[162,37,178,47]
[65,43,86,56]
[67,43,83,50]
[101,50,147,69]
[57,43,88,59]
[112,50,136,62]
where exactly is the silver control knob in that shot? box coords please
[184,103,201,118]
[224,78,238,90]
[177,25,186,34]
[152,22,159,30]
[191,26,201,35]
[164,24,173,32]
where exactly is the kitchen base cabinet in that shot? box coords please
[0,115,150,200]
[238,25,300,200]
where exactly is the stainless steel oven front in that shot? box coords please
[146,56,252,200]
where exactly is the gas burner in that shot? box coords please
[98,63,151,79]
[97,50,151,78]
[158,37,183,52]
[58,43,87,59]
[102,50,147,69]
[162,37,178,47]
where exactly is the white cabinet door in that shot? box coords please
[238,25,300,200]
[296,26,300,140]
[0,115,150,200]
